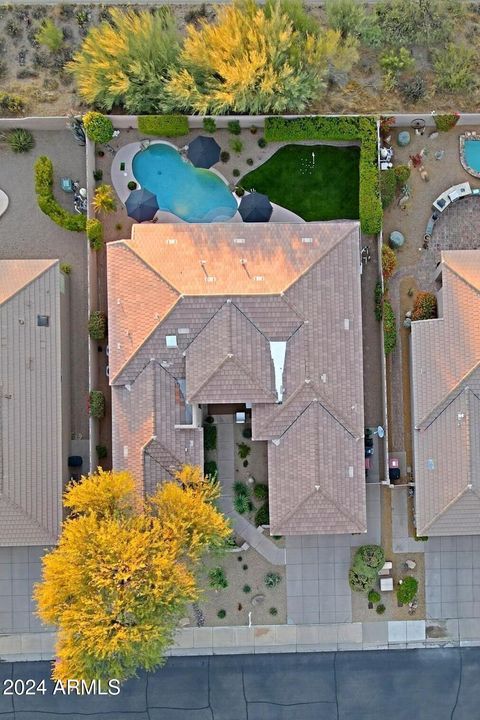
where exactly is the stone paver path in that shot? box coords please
[215,417,285,566]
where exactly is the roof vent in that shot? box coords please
[18,319,25,325]
[234,238,245,244]
[166,335,177,348]
[178,327,190,335]
[427,458,435,470]
[270,341,287,403]
[205,276,216,283]
[123,445,129,458]
[457,412,465,423]
[254,275,264,282]
[166,238,177,245]
[314,484,320,491]
[321,373,327,383]
[348,466,354,478]
[272,438,281,446]
[125,384,131,392]
[344,319,350,330]
[301,237,313,243]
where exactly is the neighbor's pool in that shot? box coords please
[132,143,237,223]
[464,139,480,174]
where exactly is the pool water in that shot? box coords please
[464,139,480,173]
[132,143,237,223]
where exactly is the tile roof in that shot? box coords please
[108,222,366,535]
[412,251,480,535]
[0,259,64,545]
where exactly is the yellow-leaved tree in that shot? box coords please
[165,0,358,114]
[35,466,230,683]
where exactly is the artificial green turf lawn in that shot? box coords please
[241,144,360,222]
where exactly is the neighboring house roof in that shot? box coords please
[0,259,63,545]
[108,222,366,536]
[411,250,480,536]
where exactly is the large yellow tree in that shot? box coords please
[35,467,230,683]
[165,0,358,114]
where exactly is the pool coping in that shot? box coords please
[459,134,480,179]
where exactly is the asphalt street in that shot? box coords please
[0,648,479,719]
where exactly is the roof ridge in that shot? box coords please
[442,256,480,296]
[421,484,475,533]
[282,223,358,294]
[0,259,58,307]
[0,493,58,544]
[274,482,365,534]
[417,360,480,429]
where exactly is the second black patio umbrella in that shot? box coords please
[125,187,159,222]
[187,136,221,168]
[239,192,273,222]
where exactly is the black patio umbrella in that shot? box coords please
[125,188,159,222]
[187,135,221,168]
[238,192,273,223]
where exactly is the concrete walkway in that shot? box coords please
[215,417,286,566]
[392,485,425,554]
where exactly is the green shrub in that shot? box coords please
[368,589,381,604]
[83,111,114,143]
[234,495,252,514]
[400,75,426,103]
[127,180,137,191]
[203,423,217,451]
[264,116,381,234]
[397,576,418,605]
[203,117,216,133]
[204,460,218,481]
[255,503,269,527]
[349,567,373,593]
[394,164,410,187]
[96,444,108,459]
[89,390,105,419]
[383,300,397,355]
[375,281,383,321]
[242,584,251,593]
[230,138,243,154]
[253,484,268,501]
[380,168,396,209]
[228,119,241,135]
[269,607,278,616]
[234,481,249,498]
[220,150,230,162]
[434,113,460,132]
[60,262,72,275]
[265,572,281,588]
[0,91,26,115]
[86,218,104,251]
[412,291,437,320]
[138,115,189,137]
[88,310,107,340]
[204,415,214,424]
[7,128,34,153]
[93,169,103,182]
[434,44,475,93]
[237,442,251,459]
[380,47,414,76]
[376,603,386,615]
[34,156,87,232]
[36,18,63,51]
[258,137,267,148]
[209,567,228,590]
[415,535,429,542]
[232,168,240,177]
[382,244,397,280]
[354,545,385,574]
[217,609,226,619]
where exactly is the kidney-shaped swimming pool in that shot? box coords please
[132,143,238,223]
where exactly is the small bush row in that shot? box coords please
[34,156,86,232]
[383,300,397,355]
[203,423,217,451]
[264,116,382,234]
[88,310,107,340]
[138,114,189,137]
[86,218,104,251]
[89,390,105,419]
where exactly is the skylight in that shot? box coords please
[269,341,287,402]
[165,335,177,348]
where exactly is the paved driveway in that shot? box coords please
[1,649,479,719]
[425,536,480,620]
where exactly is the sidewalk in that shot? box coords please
[4,617,480,662]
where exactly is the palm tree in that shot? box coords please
[92,184,117,215]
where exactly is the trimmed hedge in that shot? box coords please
[203,423,217,451]
[354,545,385,575]
[264,116,382,234]
[255,503,269,527]
[383,300,397,355]
[380,167,396,209]
[204,460,218,481]
[138,115,189,137]
[34,156,86,232]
